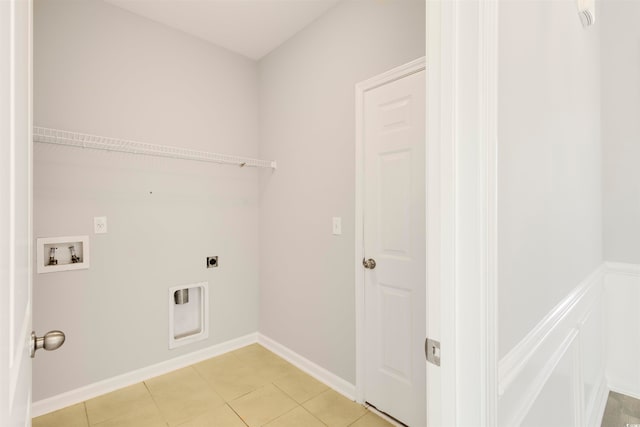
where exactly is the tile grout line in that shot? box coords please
[82,402,90,427]
[269,376,329,406]
[184,364,227,411]
[34,344,391,427]
[226,402,250,427]
[298,404,330,427]
[142,380,167,425]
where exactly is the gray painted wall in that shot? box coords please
[498,0,602,357]
[257,0,425,384]
[601,1,640,264]
[34,0,425,402]
[33,0,260,400]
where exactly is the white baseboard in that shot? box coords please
[605,261,640,277]
[497,264,607,427]
[498,264,605,395]
[587,377,609,427]
[32,332,258,417]
[608,381,640,401]
[258,333,356,400]
[604,262,640,403]
[33,332,357,418]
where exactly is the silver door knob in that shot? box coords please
[362,258,377,269]
[31,330,65,358]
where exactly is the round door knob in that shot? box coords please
[362,258,377,269]
[31,330,66,358]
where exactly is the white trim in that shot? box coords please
[509,330,579,427]
[432,1,458,424]
[33,332,368,418]
[258,334,356,401]
[478,0,499,424]
[496,265,607,427]
[605,261,640,277]
[354,57,426,408]
[498,265,606,395]
[433,0,501,424]
[356,57,426,92]
[354,59,365,405]
[8,0,17,373]
[572,325,584,427]
[578,284,608,427]
[587,376,608,427]
[604,261,640,400]
[27,0,34,422]
[608,383,640,401]
[425,1,444,425]
[31,332,257,417]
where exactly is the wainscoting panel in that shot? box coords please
[520,340,577,427]
[580,296,607,427]
[605,262,640,399]
[498,265,607,427]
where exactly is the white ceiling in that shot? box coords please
[105,0,341,60]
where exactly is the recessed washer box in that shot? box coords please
[169,282,209,349]
[36,235,89,274]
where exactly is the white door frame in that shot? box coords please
[1,0,34,425]
[425,0,499,426]
[354,56,426,419]
[354,1,500,426]
[355,4,500,425]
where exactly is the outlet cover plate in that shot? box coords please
[94,216,107,234]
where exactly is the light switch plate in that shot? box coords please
[94,216,107,234]
[332,217,342,235]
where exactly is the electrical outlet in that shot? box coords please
[206,256,218,268]
[94,216,107,234]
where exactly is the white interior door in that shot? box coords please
[1,1,33,426]
[363,67,426,426]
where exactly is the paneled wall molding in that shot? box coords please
[588,375,610,427]
[509,329,579,427]
[497,264,607,427]
[604,261,640,401]
[498,264,606,394]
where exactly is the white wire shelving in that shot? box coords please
[33,126,277,169]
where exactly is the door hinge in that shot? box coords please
[425,337,440,366]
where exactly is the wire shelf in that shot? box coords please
[33,127,277,169]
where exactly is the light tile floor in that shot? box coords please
[33,344,394,427]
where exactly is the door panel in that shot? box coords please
[379,285,412,380]
[363,69,425,426]
[379,150,412,254]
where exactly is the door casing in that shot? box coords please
[424,0,500,425]
[1,0,34,425]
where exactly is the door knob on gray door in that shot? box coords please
[362,258,377,269]
[30,330,65,358]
